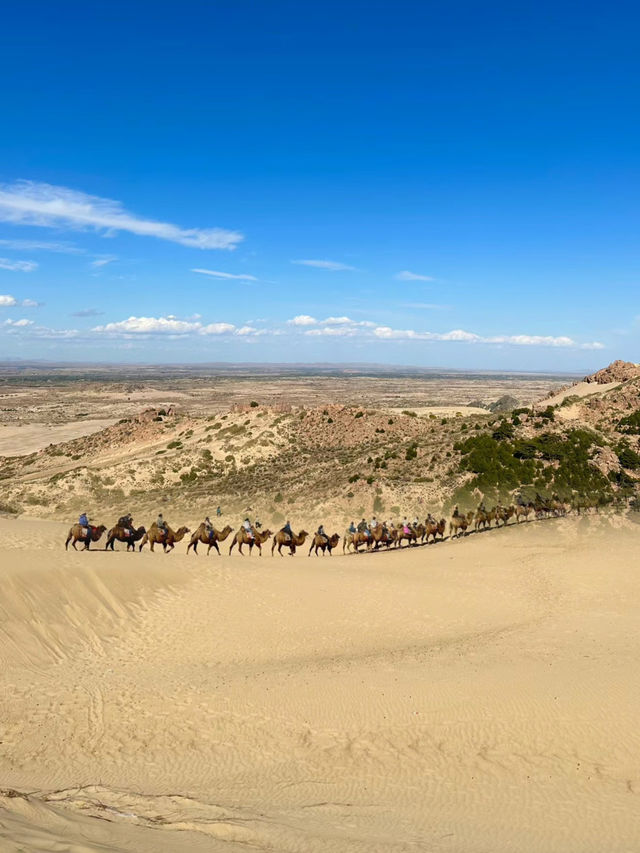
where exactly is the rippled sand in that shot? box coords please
[1,515,638,852]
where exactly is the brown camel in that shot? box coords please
[65,523,107,551]
[229,527,272,556]
[308,532,340,556]
[449,508,468,539]
[496,505,515,527]
[395,523,418,547]
[344,529,374,553]
[369,523,394,549]
[187,523,233,555]
[424,517,446,543]
[105,524,146,551]
[139,523,190,553]
[515,503,533,522]
[271,529,309,557]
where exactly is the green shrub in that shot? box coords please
[618,410,640,435]
[618,447,640,469]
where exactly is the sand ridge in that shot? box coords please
[1,514,639,851]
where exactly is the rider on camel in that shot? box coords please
[117,513,135,537]
[156,513,169,538]
[280,520,293,542]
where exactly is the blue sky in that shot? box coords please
[0,0,638,369]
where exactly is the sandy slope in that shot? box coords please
[0,419,116,456]
[543,380,620,408]
[1,516,639,852]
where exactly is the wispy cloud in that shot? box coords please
[90,255,117,268]
[71,308,104,317]
[0,257,38,272]
[401,302,450,310]
[305,326,358,337]
[291,259,358,271]
[0,238,84,254]
[192,268,258,281]
[395,270,435,281]
[0,180,244,250]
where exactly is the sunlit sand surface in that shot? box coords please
[1,515,638,851]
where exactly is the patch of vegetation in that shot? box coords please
[454,429,611,503]
[250,401,259,407]
[348,474,360,483]
[402,410,417,417]
[617,410,640,435]
[617,446,640,469]
[405,443,418,460]
[167,440,182,449]
[354,411,364,419]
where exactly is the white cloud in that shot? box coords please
[372,325,603,348]
[0,238,84,254]
[291,259,358,271]
[200,322,236,335]
[395,270,435,281]
[192,268,258,281]
[305,326,357,337]
[320,315,354,325]
[288,314,317,326]
[93,316,203,335]
[90,315,266,339]
[0,257,38,272]
[320,316,376,328]
[4,318,33,327]
[0,180,244,250]
[0,294,17,306]
[21,298,40,307]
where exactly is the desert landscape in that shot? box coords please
[1,362,640,851]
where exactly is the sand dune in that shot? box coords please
[1,515,639,851]
[0,419,117,456]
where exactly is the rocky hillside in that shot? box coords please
[1,362,639,528]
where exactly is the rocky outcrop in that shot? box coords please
[584,360,640,385]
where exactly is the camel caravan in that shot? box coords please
[63,492,580,556]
